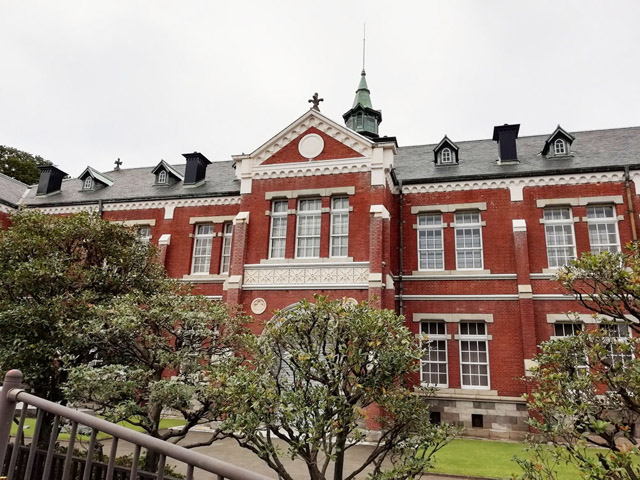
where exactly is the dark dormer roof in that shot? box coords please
[36,165,68,196]
[151,160,184,181]
[541,125,576,155]
[78,166,114,188]
[433,136,459,163]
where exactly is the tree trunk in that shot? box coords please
[142,402,163,473]
[332,431,349,480]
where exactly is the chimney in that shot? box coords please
[36,165,68,195]
[182,152,211,185]
[492,124,520,162]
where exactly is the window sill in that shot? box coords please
[260,257,354,265]
[412,269,491,276]
[181,274,228,283]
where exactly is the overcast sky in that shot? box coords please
[2,0,639,177]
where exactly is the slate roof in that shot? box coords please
[24,160,240,207]
[394,126,640,184]
[12,126,640,207]
[0,173,29,207]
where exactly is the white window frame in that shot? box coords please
[441,148,453,164]
[420,321,449,387]
[157,170,168,184]
[544,207,577,268]
[137,225,152,243]
[220,223,233,274]
[554,139,566,155]
[330,197,349,258]
[296,198,322,258]
[83,176,94,190]
[191,224,214,274]
[417,213,444,271]
[269,200,288,259]
[454,211,483,270]
[586,205,620,254]
[551,322,583,340]
[601,322,633,367]
[459,322,490,390]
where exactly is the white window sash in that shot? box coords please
[454,213,483,270]
[220,223,233,274]
[191,225,214,274]
[417,214,444,271]
[330,198,349,258]
[296,199,322,258]
[459,323,490,390]
[269,201,288,259]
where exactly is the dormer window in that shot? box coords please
[157,170,168,184]
[441,148,453,164]
[542,125,575,157]
[433,136,459,165]
[151,160,184,186]
[83,176,94,190]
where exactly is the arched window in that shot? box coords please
[158,170,167,184]
[554,139,566,155]
[83,176,94,190]
[441,148,453,164]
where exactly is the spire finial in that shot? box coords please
[114,158,122,170]
[362,23,366,73]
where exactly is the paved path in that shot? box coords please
[99,431,492,480]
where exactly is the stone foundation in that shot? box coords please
[427,393,529,440]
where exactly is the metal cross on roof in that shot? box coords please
[114,158,122,170]
[308,92,324,111]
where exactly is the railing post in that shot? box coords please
[0,370,23,473]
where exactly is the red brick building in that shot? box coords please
[3,72,640,438]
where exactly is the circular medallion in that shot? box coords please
[344,297,358,307]
[298,133,325,159]
[251,297,267,315]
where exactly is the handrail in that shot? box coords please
[0,370,270,480]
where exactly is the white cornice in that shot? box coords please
[31,196,241,215]
[251,157,371,180]
[402,171,625,201]
[0,203,17,214]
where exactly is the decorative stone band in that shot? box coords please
[402,170,626,202]
[252,157,371,180]
[0,203,18,214]
[242,262,370,290]
[30,196,242,217]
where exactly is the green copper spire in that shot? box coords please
[352,69,373,109]
[343,69,382,139]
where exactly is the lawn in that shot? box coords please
[429,438,585,479]
[10,417,187,442]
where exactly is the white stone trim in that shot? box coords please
[536,195,623,208]
[158,234,171,245]
[546,313,634,324]
[233,211,250,225]
[512,219,527,232]
[34,204,100,214]
[410,202,487,214]
[180,274,228,283]
[413,313,494,323]
[251,157,371,181]
[405,272,517,280]
[402,170,626,202]
[109,219,156,227]
[0,204,17,214]
[265,186,355,200]
[531,294,576,300]
[400,294,519,301]
[243,263,369,289]
[189,215,236,224]
[257,258,357,265]
[370,204,390,219]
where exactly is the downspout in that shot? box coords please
[398,179,404,317]
[98,200,104,218]
[624,166,637,241]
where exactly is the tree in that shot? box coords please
[217,296,459,480]
[0,145,51,184]
[517,248,640,480]
[0,210,167,402]
[0,211,246,470]
[63,289,248,472]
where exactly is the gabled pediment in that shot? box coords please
[233,109,374,168]
[78,166,113,190]
[542,125,575,156]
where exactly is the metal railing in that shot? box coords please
[0,370,271,480]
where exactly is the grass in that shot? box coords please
[429,438,585,479]
[10,417,187,442]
